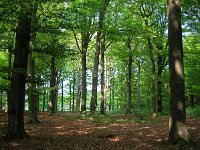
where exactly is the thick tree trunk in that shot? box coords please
[126,37,132,114]
[7,9,31,139]
[168,0,190,144]
[48,55,57,115]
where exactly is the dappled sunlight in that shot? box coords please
[109,136,122,142]
[139,126,151,129]
[188,127,197,130]
[1,112,200,150]
[54,125,65,129]
[174,59,183,78]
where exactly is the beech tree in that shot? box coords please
[7,1,32,139]
[167,0,190,144]
[90,0,110,113]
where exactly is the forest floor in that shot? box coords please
[0,112,200,150]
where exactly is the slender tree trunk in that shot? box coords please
[157,65,163,112]
[190,94,194,108]
[72,70,75,112]
[7,47,12,107]
[76,64,81,112]
[137,59,141,111]
[27,3,39,123]
[27,53,40,123]
[7,7,31,139]
[148,40,157,116]
[42,83,46,111]
[0,91,3,112]
[100,37,106,115]
[81,44,87,112]
[61,79,64,111]
[126,37,132,114]
[48,55,57,115]
[168,0,190,144]
[109,78,112,111]
[112,79,115,110]
[69,79,72,111]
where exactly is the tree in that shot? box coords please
[167,0,190,144]
[90,0,110,113]
[27,1,40,124]
[7,1,32,139]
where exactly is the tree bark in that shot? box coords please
[137,59,141,111]
[72,70,75,112]
[0,91,3,112]
[148,40,157,116]
[48,54,57,115]
[27,53,40,124]
[81,37,88,112]
[168,0,190,144]
[126,37,132,114]
[7,7,31,139]
[69,79,72,111]
[42,83,47,111]
[76,64,81,112]
[27,2,40,123]
[157,57,163,113]
[100,37,106,115]
[61,79,64,111]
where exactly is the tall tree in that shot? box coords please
[7,1,32,139]
[90,0,110,113]
[167,0,190,144]
[126,37,133,114]
[27,1,40,124]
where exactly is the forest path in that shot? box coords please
[0,112,200,150]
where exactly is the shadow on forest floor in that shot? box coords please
[0,112,200,150]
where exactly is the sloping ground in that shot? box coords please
[0,112,200,150]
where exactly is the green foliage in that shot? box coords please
[187,106,200,117]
